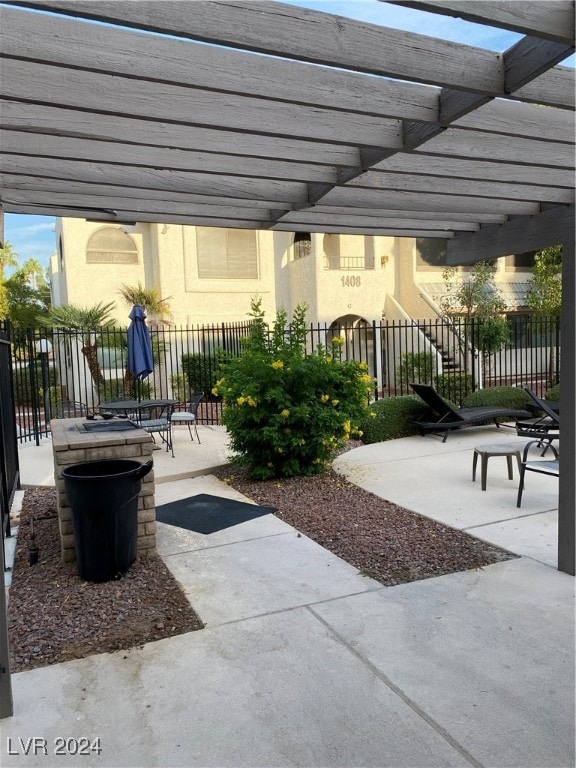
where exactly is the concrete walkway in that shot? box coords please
[1,425,574,767]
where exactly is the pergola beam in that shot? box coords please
[389,1,575,45]
[446,205,574,263]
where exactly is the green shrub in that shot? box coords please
[433,372,472,406]
[545,384,560,401]
[462,386,531,410]
[182,347,232,397]
[359,396,427,443]
[396,351,435,387]
[213,300,373,479]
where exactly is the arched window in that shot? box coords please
[86,227,138,264]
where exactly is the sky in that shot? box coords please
[3,0,572,273]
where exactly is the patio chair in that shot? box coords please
[170,391,204,444]
[515,386,560,454]
[131,402,174,457]
[516,438,559,507]
[409,382,531,443]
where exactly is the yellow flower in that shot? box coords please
[331,399,339,406]
[320,394,330,403]
[280,409,290,418]
[271,360,284,369]
[332,335,345,345]
[370,411,377,418]
[361,374,373,384]
[236,396,246,405]
[247,396,257,407]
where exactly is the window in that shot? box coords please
[196,227,258,279]
[86,228,138,264]
[293,232,312,261]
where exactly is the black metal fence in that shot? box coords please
[1,324,19,547]
[7,316,560,445]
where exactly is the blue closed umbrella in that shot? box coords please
[127,305,153,399]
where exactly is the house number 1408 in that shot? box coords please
[341,275,361,287]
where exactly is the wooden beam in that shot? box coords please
[389,1,575,45]
[0,59,405,149]
[0,131,339,184]
[416,128,574,168]
[1,189,280,222]
[453,99,575,144]
[271,223,453,237]
[6,0,504,93]
[0,174,294,209]
[504,36,575,93]
[0,100,360,168]
[0,202,270,228]
[514,65,575,109]
[276,211,478,231]
[319,187,540,216]
[309,206,506,224]
[4,7,572,130]
[0,5,438,124]
[373,154,575,188]
[349,171,573,205]
[0,156,310,204]
[446,206,574,263]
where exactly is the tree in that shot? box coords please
[0,242,19,319]
[439,261,510,384]
[118,282,172,325]
[4,258,51,329]
[526,245,562,385]
[526,246,562,317]
[41,302,116,386]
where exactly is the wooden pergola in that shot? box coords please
[0,0,574,574]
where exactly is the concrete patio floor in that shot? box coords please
[1,424,574,767]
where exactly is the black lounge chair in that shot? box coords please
[410,382,532,443]
[516,386,560,455]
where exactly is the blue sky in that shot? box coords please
[3,0,572,273]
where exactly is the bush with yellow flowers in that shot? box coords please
[212,299,374,479]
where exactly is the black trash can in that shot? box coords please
[62,459,153,583]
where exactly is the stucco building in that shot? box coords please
[51,218,534,331]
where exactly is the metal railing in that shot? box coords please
[6,317,561,445]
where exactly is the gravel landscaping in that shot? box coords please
[8,462,514,673]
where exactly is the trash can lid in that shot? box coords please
[62,459,152,480]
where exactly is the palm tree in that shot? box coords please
[118,283,172,325]
[42,302,116,386]
[0,242,19,319]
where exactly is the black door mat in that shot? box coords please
[155,493,276,534]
